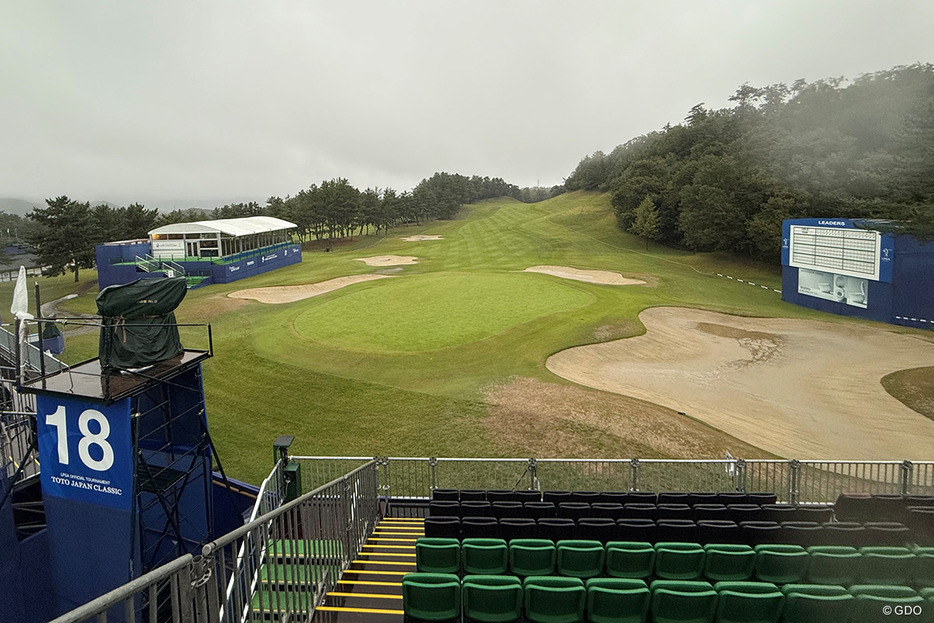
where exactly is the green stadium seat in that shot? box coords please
[462,538,509,575]
[654,542,706,581]
[779,584,854,623]
[508,539,556,578]
[805,545,860,585]
[556,540,606,579]
[585,578,650,623]
[402,572,462,621]
[849,585,925,623]
[415,537,460,574]
[702,544,755,582]
[523,576,586,623]
[857,546,915,585]
[913,547,934,588]
[753,544,808,584]
[605,541,656,580]
[649,579,718,623]
[713,581,784,623]
[462,574,523,623]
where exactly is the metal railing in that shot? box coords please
[0,324,66,377]
[292,456,934,506]
[1,410,39,481]
[49,459,379,623]
[135,254,187,278]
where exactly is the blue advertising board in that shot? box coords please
[36,395,133,511]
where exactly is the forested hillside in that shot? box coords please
[564,63,934,260]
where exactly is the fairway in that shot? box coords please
[293,272,595,352]
[48,192,934,484]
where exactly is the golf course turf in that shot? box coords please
[28,191,934,484]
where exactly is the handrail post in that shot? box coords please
[788,459,801,505]
[630,458,641,492]
[189,554,212,623]
[377,456,391,514]
[428,457,438,496]
[343,475,354,567]
[901,460,913,495]
[527,458,539,491]
[735,458,747,492]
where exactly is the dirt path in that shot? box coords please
[546,307,934,459]
[40,294,98,336]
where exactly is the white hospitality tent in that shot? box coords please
[148,216,297,260]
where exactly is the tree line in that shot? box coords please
[22,173,558,281]
[157,174,545,242]
[564,63,934,259]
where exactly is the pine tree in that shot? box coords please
[629,195,660,250]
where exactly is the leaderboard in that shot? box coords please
[789,224,882,281]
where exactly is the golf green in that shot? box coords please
[293,271,595,352]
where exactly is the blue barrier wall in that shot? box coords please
[96,242,303,289]
[210,244,302,283]
[891,235,934,329]
[781,218,934,329]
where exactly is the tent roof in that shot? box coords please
[149,216,296,237]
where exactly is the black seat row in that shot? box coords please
[428,500,834,523]
[835,493,934,523]
[423,515,921,547]
[431,488,778,506]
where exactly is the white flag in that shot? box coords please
[11,266,34,321]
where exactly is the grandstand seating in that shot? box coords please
[403,488,934,622]
[404,567,934,622]
[424,490,933,548]
[413,537,934,589]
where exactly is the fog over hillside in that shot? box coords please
[2,1,932,203]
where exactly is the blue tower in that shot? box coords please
[9,278,247,620]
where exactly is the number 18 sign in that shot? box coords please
[36,395,133,511]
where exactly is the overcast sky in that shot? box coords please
[1,1,932,207]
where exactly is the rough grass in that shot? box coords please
[881,366,934,421]
[47,192,918,484]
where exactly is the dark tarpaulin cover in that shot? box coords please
[96,277,187,370]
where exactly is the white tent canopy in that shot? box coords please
[148,216,297,260]
[148,216,296,238]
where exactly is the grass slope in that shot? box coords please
[50,192,903,483]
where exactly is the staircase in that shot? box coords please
[314,517,423,622]
[134,255,207,289]
[244,517,422,623]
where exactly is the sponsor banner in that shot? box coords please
[36,395,133,511]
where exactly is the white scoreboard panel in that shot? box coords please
[789,225,882,281]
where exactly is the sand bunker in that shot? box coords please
[355,255,418,266]
[547,307,934,459]
[524,265,646,286]
[401,235,443,241]
[228,275,392,304]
